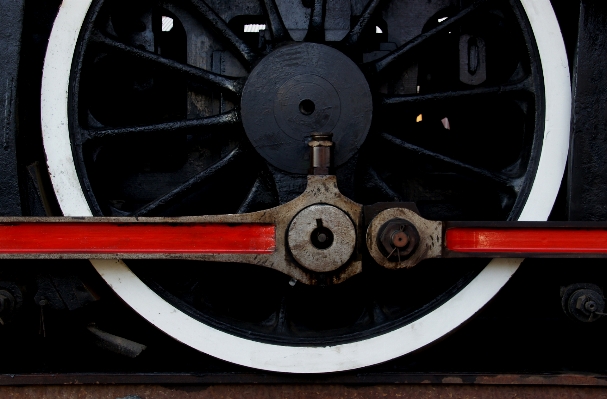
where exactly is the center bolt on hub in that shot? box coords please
[311,219,335,250]
[377,219,420,262]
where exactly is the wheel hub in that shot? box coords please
[287,204,357,273]
[241,42,373,174]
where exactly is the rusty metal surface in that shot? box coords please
[3,372,607,386]
[366,207,442,269]
[2,382,607,399]
[287,204,356,272]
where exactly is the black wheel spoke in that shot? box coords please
[273,297,289,334]
[379,79,532,107]
[237,173,276,214]
[90,31,244,95]
[132,147,244,216]
[188,0,257,68]
[365,167,403,201]
[304,0,327,42]
[261,0,292,42]
[366,0,488,76]
[237,178,264,214]
[82,111,241,142]
[380,133,516,189]
[342,0,386,48]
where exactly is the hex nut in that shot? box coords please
[377,219,420,261]
[562,285,605,323]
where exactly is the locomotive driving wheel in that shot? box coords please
[41,0,570,372]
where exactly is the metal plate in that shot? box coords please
[241,42,372,174]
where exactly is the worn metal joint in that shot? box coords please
[308,133,334,175]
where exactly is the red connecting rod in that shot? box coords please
[0,221,276,256]
[1,219,607,259]
[446,225,607,255]
[442,222,607,258]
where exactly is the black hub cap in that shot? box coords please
[241,43,372,174]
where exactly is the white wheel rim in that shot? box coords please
[41,0,571,373]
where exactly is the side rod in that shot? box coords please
[1,218,607,259]
[0,218,276,259]
[444,221,607,258]
[365,208,607,270]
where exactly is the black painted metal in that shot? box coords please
[240,42,372,174]
[81,110,241,143]
[187,0,258,69]
[132,147,246,216]
[560,283,605,322]
[304,0,327,42]
[89,32,245,96]
[0,0,24,216]
[568,0,607,221]
[261,0,291,42]
[365,0,488,77]
[342,0,384,48]
[1,259,607,383]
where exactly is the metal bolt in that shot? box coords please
[310,218,334,250]
[562,284,606,323]
[585,300,597,313]
[377,219,420,261]
[308,133,333,175]
[391,231,409,248]
[575,295,588,310]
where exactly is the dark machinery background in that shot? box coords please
[1,0,607,392]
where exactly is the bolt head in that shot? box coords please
[391,231,409,248]
[575,295,588,310]
[567,288,606,322]
[585,300,597,312]
[317,233,328,243]
[377,219,420,261]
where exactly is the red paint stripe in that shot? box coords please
[0,223,275,254]
[446,228,607,253]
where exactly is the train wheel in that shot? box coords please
[41,0,570,372]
